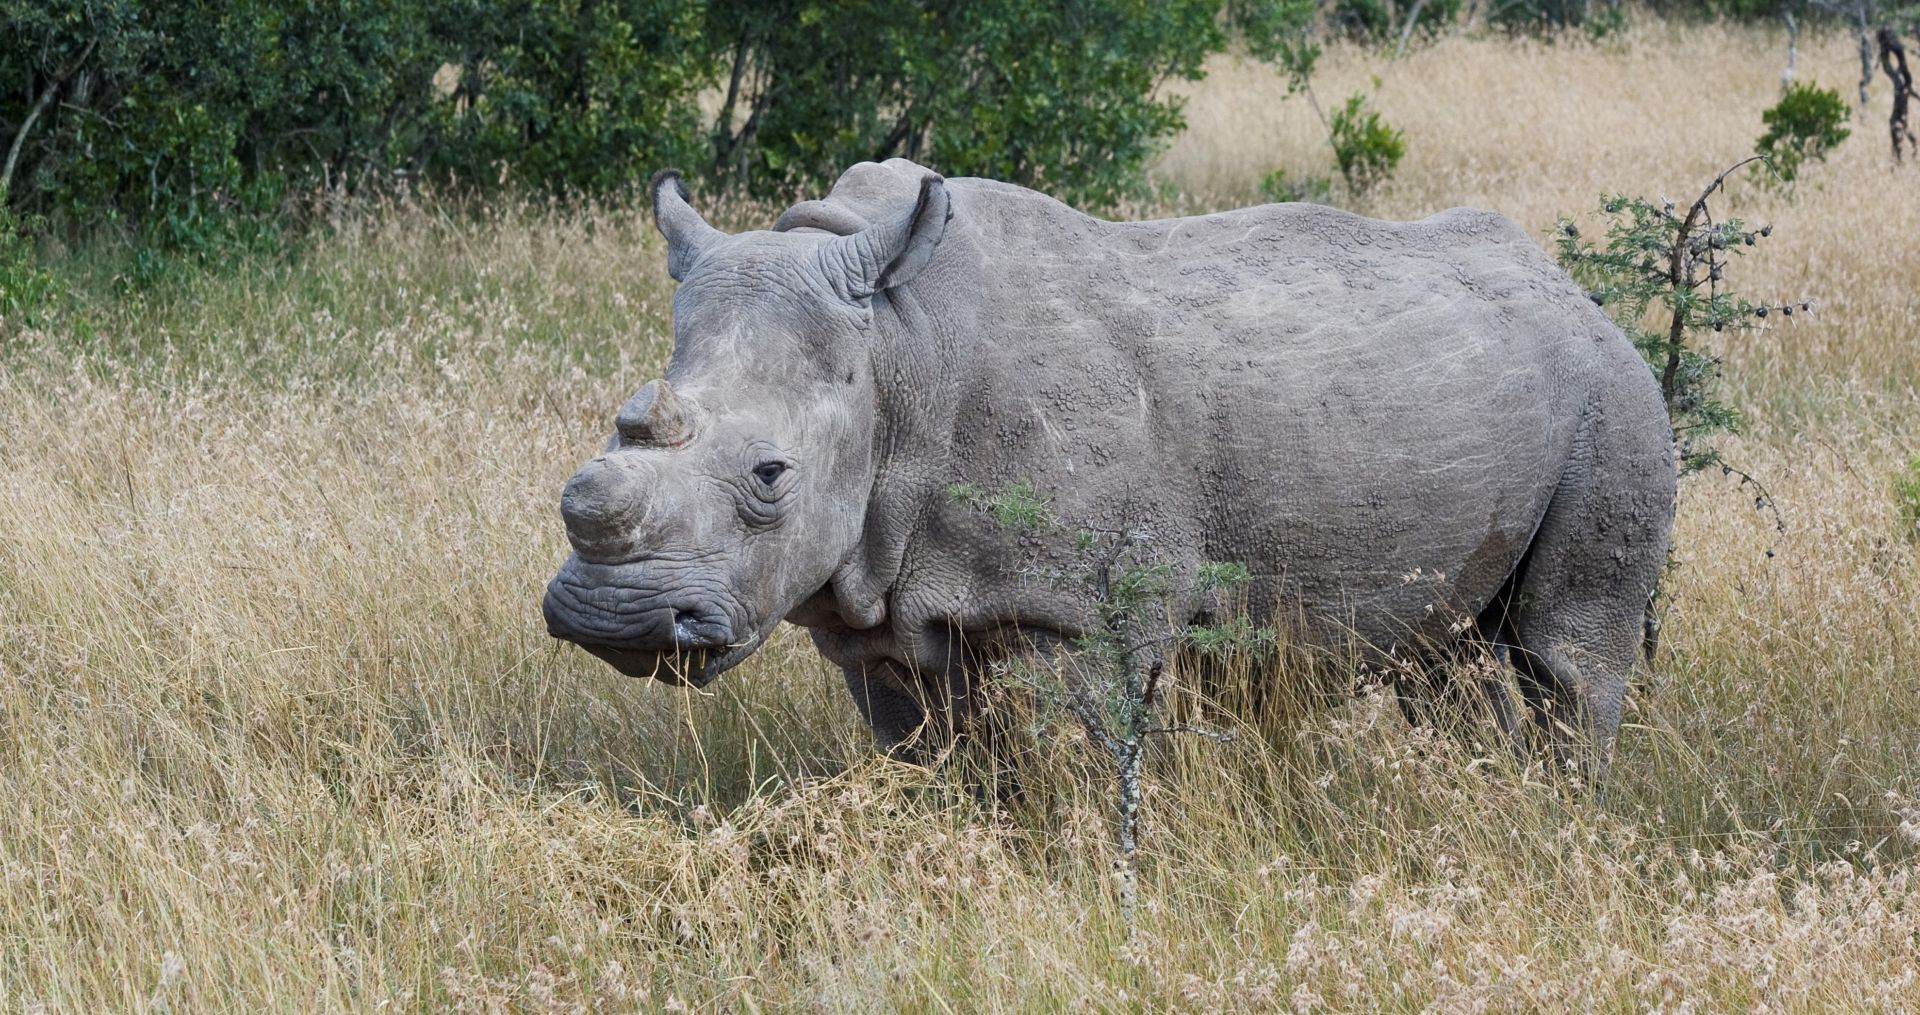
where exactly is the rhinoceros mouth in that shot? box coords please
[542,558,757,687]
[573,642,740,688]
[562,628,766,688]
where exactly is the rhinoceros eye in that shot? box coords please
[752,461,788,486]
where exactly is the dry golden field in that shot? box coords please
[3,20,1919,1013]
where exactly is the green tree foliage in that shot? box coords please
[1230,0,1321,92]
[2,0,1315,241]
[1756,81,1852,184]
[0,206,58,321]
[431,0,714,194]
[1485,0,1631,34]
[1487,0,1595,31]
[1329,0,1460,42]
[0,0,712,241]
[706,0,1277,208]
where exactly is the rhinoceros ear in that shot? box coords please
[650,169,725,282]
[615,379,695,448]
[824,174,951,302]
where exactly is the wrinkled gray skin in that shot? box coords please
[543,159,1675,778]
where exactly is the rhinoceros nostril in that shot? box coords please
[670,610,732,650]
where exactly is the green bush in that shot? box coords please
[1328,93,1407,195]
[433,0,713,194]
[1259,169,1334,203]
[1756,82,1852,186]
[1487,0,1596,32]
[705,0,1324,208]
[0,207,58,323]
[0,0,712,237]
[1486,0,1799,30]
[1554,160,1806,478]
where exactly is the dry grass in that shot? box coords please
[4,20,1920,1012]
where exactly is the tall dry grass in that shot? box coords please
[3,20,1919,1012]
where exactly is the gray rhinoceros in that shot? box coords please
[542,158,1675,775]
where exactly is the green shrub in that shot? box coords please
[1556,158,1805,554]
[2,0,1320,241]
[1328,93,1407,195]
[1487,0,1595,32]
[1259,169,1334,203]
[0,0,712,237]
[1553,165,1783,474]
[707,0,1318,209]
[1756,82,1852,185]
[0,207,59,323]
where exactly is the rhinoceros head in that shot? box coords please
[542,168,952,686]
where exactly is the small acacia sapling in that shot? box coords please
[949,482,1262,935]
[1555,156,1810,554]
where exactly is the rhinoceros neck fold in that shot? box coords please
[825,222,989,633]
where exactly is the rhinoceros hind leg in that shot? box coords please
[1503,412,1674,785]
[1392,626,1526,757]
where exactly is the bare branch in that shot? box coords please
[1,39,96,200]
[1395,0,1433,60]
[1718,461,1789,556]
[1141,724,1236,744]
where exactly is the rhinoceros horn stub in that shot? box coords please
[616,379,694,448]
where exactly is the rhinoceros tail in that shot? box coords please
[1642,593,1661,666]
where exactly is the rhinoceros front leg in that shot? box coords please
[1391,640,1526,756]
[841,654,1019,752]
[840,660,937,761]
[838,636,1063,801]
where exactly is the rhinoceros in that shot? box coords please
[542,158,1675,776]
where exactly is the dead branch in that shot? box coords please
[1879,28,1918,161]
[1660,155,1770,403]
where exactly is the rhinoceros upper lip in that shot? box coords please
[543,561,755,685]
[548,561,739,628]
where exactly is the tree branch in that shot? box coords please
[1395,0,1433,60]
[1660,155,1769,403]
[1141,724,1236,743]
[1,39,96,201]
[711,29,752,171]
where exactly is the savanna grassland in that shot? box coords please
[4,20,1920,1012]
